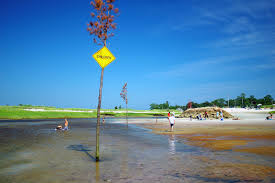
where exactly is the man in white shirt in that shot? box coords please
[169,112,176,132]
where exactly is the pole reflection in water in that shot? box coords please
[120,145,129,179]
[118,128,129,179]
[95,161,100,183]
[168,134,176,155]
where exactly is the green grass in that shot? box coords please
[100,112,166,117]
[270,111,275,114]
[0,105,173,119]
[261,105,274,109]
[1,106,180,113]
[0,108,96,120]
[103,108,180,113]
[3,105,94,111]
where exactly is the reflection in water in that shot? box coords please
[120,141,129,180]
[95,161,100,183]
[168,134,176,155]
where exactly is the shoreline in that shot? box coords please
[23,108,174,114]
[131,116,275,157]
[0,116,167,122]
[0,105,177,120]
[1,105,273,121]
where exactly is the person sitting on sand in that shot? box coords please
[196,114,200,120]
[168,112,176,132]
[204,111,208,120]
[199,114,202,120]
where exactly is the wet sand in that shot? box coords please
[132,112,275,182]
[137,119,275,155]
[1,114,275,183]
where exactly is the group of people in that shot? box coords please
[189,110,224,121]
[190,111,209,121]
[56,118,69,130]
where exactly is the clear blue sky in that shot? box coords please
[1,0,275,109]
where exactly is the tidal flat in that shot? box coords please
[1,116,275,183]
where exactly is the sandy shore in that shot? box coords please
[223,108,274,113]
[114,112,275,180]
[123,111,275,158]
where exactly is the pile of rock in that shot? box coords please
[179,107,234,119]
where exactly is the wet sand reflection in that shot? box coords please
[168,134,176,155]
[95,161,100,183]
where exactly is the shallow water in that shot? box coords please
[0,118,275,183]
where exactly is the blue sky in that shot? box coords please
[1,0,275,109]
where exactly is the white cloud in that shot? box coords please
[223,17,254,35]
[149,0,275,80]
[211,32,264,48]
[228,0,275,19]
[254,62,275,70]
[168,78,275,104]
[148,53,261,78]
[169,0,275,37]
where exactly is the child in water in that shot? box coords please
[168,112,176,132]
[64,118,69,130]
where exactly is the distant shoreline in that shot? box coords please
[0,105,178,120]
[0,116,169,122]
[1,105,273,120]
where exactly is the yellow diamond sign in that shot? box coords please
[92,46,115,68]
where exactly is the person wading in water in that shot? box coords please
[64,118,69,130]
[168,112,176,132]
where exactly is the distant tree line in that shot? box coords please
[150,93,274,110]
[150,101,186,110]
[114,105,122,110]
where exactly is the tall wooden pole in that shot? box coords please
[96,67,104,161]
[126,102,128,126]
[95,40,106,161]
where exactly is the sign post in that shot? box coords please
[93,46,116,69]
[93,46,115,161]
[120,82,128,125]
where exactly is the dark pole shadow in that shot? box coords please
[67,144,102,182]
[67,144,98,162]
